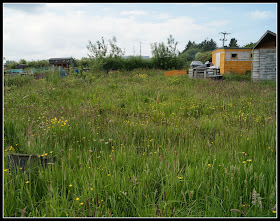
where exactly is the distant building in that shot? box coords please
[14,64,28,69]
[49,57,74,69]
[212,47,252,74]
[251,30,276,81]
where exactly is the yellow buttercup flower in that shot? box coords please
[80,203,84,206]
[76,197,79,201]
[177,176,183,180]
[25,181,29,184]
[69,184,73,187]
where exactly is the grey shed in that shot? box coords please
[251,30,276,81]
[49,57,74,69]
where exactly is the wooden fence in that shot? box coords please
[164,70,187,76]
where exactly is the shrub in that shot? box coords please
[223,71,251,81]
[4,75,34,87]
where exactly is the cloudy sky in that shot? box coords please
[3,3,277,62]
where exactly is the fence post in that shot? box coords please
[204,69,207,78]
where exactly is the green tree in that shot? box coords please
[151,34,183,70]
[5,60,18,69]
[19,59,27,64]
[86,36,125,72]
[198,39,217,52]
[228,38,239,47]
[183,41,197,53]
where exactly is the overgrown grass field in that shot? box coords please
[3,70,276,217]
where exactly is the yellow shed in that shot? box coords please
[212,48,252,74]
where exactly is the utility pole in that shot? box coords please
[139,42,142,57]
[219,32,230,47]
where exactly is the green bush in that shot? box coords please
[4,75,34,87]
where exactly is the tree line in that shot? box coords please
[4,35,255,72]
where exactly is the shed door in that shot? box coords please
[215,53,220,68]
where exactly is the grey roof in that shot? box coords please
[49,57,74,64]
[49,57,73,61]
[213,47,253,51]
[253,30,276,49]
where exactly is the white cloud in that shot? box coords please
[4,6,212,60]
[5,4,268,61]
[249,10,272,20]
[120,10,148,16]
[154,12,171,20]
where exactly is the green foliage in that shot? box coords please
[243,42,255,48]
[86,36,125,72]
[4,75,34,87]
[194,51,213,63]
[179,38,217,68]
[122,56,153,71]
[5,61,18,69]
[27,60,49,68]
[151,35,184,70]
[198,39,217,51]
[223,71,251,81]
[45,69,61,84]
[19,59,27,64]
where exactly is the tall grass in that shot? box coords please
[4,70,276,217]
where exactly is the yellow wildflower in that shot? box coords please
[80,203,84,206]
[76,197,79,201]
[272,210,276,214]
[69,184,73,187]
[4,169,8,172]
[25,181,29,184]
[247,159,252,162]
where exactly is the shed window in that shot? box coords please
[231,53,238,59]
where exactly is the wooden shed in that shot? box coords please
[49,57,74,69]
[212,47,252,74]
[251,30,276,81]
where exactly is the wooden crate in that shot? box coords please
[7,153,56,172]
